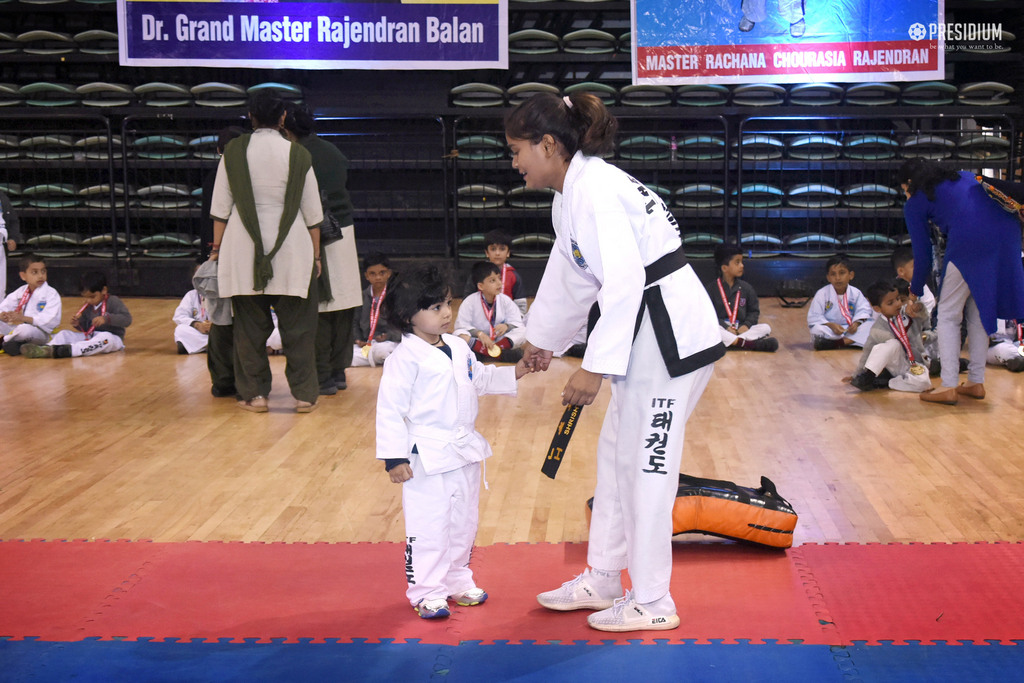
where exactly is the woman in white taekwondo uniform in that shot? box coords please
[506,93,725,632]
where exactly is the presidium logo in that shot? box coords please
[909,21,1006,52]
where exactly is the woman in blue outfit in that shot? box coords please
[900,159,1024,404]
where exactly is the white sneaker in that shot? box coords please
[450,587,488,606]
[586,591,680,632]
[414,598,450,619]
[536,571,619,611]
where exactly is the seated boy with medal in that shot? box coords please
[454,261,525,363]
[351,252,399,368]
[848,280,932,392]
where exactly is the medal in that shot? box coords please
[1018,345,1024,357]
[361,344,372,358]
[909,364,926,375]
[487,345,502,357]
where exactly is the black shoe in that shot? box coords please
[331,370,347,390]
[813,336,841,351]
[751,337,779,352]
[499,347,524,363]
[958,358,969,373]
[2,339,24,356]
[52,344,73,359]
[873,369,894,388]
[563,343,587,358]
[319,380,338,396]
[928,358,941,377]
[1005,355,1024,373]
[176,341,188,355]
[850,369,878,391]
[211,385,238,398]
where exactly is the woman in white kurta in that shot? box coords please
[209,91,324,412]
[507,93,725,632]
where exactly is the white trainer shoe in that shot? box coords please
[586,591,680,632]
[536,572,619,611]
[414,598,451,619]
[450,588,488,606]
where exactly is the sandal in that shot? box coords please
[238,396,269,413]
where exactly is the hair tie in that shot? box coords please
[562,95,573,109]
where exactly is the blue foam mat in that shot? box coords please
[2,639,1022,682]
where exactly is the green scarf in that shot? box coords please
[223,133,313,292]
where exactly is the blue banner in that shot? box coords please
[117,0,507,70]
[631,0,944,84]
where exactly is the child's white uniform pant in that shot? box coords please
[174,324,209,354]
[988,340,1021,366]
[718,322,771,347]
[402,456,480,606]
[810,322,871,347]
[49,330,124,356]
[1,322,48,344]
[587,314,714,605]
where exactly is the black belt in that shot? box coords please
[645,246,689,287]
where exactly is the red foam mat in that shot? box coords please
[1,539,1022,645]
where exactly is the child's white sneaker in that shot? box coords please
[536,570,619,611]
[415,598,451,619]
[586,591,680,632]
[450,588,488,606]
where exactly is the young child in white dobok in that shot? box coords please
[375,264,531,620]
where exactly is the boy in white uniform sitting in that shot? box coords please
[455,261,525,363]
[1,255,62,355]
[808,254,874,349]
[173,265,212,354]
[376,264,530,619]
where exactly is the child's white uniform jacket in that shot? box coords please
[0,282,62,339]
[376,332,517,476]
[454,291,525,347]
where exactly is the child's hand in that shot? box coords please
[737,325,750,335]
[70,314,81,328]
[906,301,924,316]
[514,356,534,379]
[826,322,846,335]
[196,321,213,334]
[389,463,413,483]
[92,316,107,328]
[494,323,509,338]
[847,321,860,334]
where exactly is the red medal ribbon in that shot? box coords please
[887,311,916,364]
[15,287,32,314]
[367,284,386,341]
[76,295,108,340]
[839,291,853,326]
[716,278,741,328]
[479,294,496,338]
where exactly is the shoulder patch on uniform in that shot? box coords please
[571,239,588,270]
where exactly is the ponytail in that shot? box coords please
[505,92,617,158]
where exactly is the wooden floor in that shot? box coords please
[2,295,1023,546]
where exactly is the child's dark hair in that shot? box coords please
[383,263,452,334]
[283,101,316,139]
[483,229,512,250]
[825,254,852,273]
[896,158,960,202]
[80,271,107,294]
[865,279,897,307]
[248,90,285,129]
[713,242,743,269]
[890,245,913,271]
[18,254,45,271]
[895,278,910,298]
[504,92,618,159]
[361,251,391,273]
[471,260,501,286]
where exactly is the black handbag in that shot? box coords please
[319,190,345,246]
